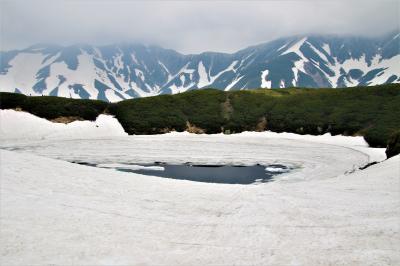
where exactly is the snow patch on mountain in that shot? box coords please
[308,42,329,63]
[197,61,209,88]
[1,32,399,100]
[368,55,400,85]
[282,37,307,57]
[225,76,243,91]
[0,53,44,95]
[322,43,331,55]
[49,52,100,98]
[208,60,238,86]
[261,70,271,88]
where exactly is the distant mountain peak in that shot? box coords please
[1,33,399,102]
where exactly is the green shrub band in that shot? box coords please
[0,93,108,121]
[1,84,399,157]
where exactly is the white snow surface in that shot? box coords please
[0,110,127,140]
[308,42,329,63]
[97,163,165,171]
[208,61,238,85]
[261,69,271,89]
[0,53,45,95]
[47,52,101,99]
[322,43,331,55]
[264,166,289,173]
[225,75,243,91]
[197,61,209,88]
[105,89,124,103]
[282,37,307,57]
[0,110,398,265]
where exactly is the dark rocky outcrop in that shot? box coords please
[386,131,400,158]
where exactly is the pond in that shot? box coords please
[75,162,291,184]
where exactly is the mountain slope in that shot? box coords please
[1,32,399,102]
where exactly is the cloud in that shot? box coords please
[1,0,399,53]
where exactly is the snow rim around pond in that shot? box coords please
[0,109,399,265]
[0,109,388,182]
[0,108,386,159]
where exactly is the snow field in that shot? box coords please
[0,109,398,265]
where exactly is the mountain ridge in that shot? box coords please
[1,32,399,102]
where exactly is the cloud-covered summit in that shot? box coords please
[1,0,399,53]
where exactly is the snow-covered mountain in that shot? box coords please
[1,32,399,102]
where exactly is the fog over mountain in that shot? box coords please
[1,0,399,53]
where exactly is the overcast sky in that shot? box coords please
[1,0,399,54]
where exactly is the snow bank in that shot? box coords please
[236,130,369,146]
[164,130,368,147]
[236,131,386,162]
[164,130,386,162]
[1,149,398,265]
[0,109,127,140]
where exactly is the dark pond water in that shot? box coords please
[73,161,291,184]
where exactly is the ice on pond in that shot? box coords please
[97,163,165,171]
[77,162,292,184]
[265,165,290,173]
